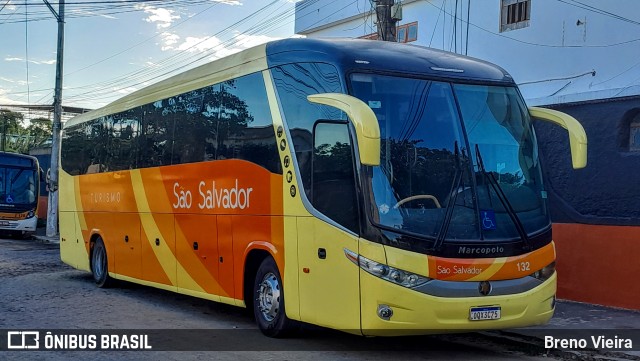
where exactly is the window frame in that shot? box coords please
[500,0,531,33]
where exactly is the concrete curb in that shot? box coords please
[33,234,60,245]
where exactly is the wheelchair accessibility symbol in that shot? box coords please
[481,210,497,230]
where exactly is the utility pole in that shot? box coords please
[375,0,397,42]
[43,0,64,237]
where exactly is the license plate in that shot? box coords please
[469,306,501,321]
[0,221,9,226]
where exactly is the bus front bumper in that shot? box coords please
[0,217,38,232]
[360,271,556,336]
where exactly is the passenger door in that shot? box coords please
[297,121,361,332]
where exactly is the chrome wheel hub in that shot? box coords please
[92,246,105,281]
[257,272,280,322]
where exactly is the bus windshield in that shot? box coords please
[0,167,37,206]
[350,73,548,242]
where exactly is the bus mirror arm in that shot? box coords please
[307,93,381,166]
[529,107,587,169]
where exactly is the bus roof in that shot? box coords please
[265,38,513,84]
[0,151,38,167]
[65,38,514,129]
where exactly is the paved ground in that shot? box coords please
[1,234,639,360]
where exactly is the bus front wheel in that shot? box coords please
[91,237,113,288]
[253,257,296,337]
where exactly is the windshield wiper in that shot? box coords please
[433,142,463,250]
[474,144,531,250]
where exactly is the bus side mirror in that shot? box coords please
[529,107,587,169]
[307,93,381,166]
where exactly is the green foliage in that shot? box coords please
[27,118,53,146]
[0,110,52,154]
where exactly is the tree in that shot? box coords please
[0,111,53,153]
[26,118,53,147]
[0,109,26,152]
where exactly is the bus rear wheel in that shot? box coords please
[253,257,296,338]
[91,237,112,288]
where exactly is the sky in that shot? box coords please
[0,0,300,112]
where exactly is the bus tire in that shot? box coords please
[91,237,112,288]
[253,257,296,338]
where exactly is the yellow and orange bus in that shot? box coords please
[0,151,41,236]
[59,38,587,337]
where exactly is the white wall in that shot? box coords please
[295,0,640,105]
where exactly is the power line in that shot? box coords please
[0,0,11,12]
[25,0,31,119]
[421,0,640,49]
[63,0,285,100]
[56,0,292,102]
[591,60,640,87]
[341,0,373,32]
[7,0,343,107]
[21,0,208,5]
[518,70,596,85]
[7,0,285,101]
[63,0,334,104]
[0,3,21,24]
[464,0,469,55]
[453,0,458,53]
[0,0,223,24]
[556,0,640,27]
[428,0,444,47]
[63,0,224,78]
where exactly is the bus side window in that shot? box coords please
[271,63,344,199]
[216,73,281,174]
[85,118,109,173]
[312,121,359,233]
[140,102,175,168]
[61,124,87,175]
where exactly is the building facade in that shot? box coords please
[295,0,640,309]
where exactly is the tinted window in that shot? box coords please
[61,125,87,175]
[174,73,280,173]
[271,63,344,196]
[61,71,280,175]
[313,122,358,232]
[108,109,141,170]
[218,74,280,173]
[140,100,175,168]
[351,75,474,240]
[172,87,208,164]
[87,118,110,173]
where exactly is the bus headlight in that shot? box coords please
[532,261,555,282]
[26,210,35,219]
[344,248,431,288]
